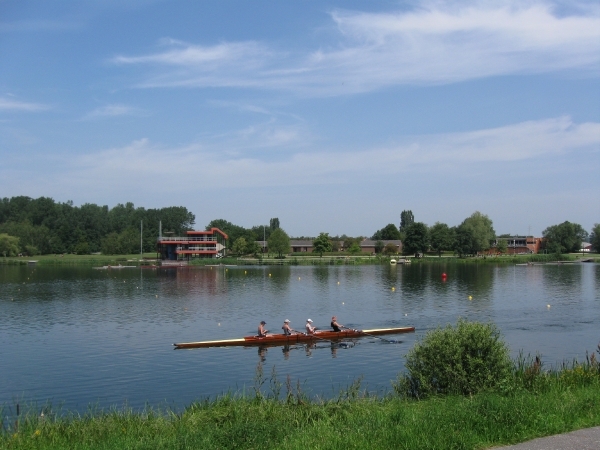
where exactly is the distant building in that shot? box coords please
[580,242,592,253]
[258,238,402,254]
[493,236,543,254]
[358,239,402,254]
[157,228,228,264]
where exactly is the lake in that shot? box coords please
[1,262,598,413]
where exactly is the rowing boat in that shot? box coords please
[173,326,415,349]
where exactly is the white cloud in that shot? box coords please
[82,104,146,120]
[112,1,600,94]
[51,117,599,194]
[0,97,49,112]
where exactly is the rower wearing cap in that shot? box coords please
[258,320,268,337]
[305,318,317,334]
[282,319,293,335]
[331,316,345,332]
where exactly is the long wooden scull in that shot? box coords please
[173,326,415,349]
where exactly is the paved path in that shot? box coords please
[493,426,600,449]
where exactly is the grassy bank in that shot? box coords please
[2,252,595,267]
[2,357,599,449]
[0,253,158,266]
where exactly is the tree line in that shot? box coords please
[1,197,598,257]
[370,210,598,257]
[0,196,194,256]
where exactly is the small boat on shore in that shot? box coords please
[174,326,415,349]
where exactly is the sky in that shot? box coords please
[1,0,599,238]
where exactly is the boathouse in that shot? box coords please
[157,228,228,264]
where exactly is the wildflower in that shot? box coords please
[34,429,41,436]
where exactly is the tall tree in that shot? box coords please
[454,211,495,255]
[403,222,429,255]
[429,222,454,257]
[268,228,290,258]
[312,232,333,257]
[453,225,474,257]
[400,210,414,231]
[372,223,401,240]
[590,223,600,253]
[542,221,587,254]
[269,218,280,231]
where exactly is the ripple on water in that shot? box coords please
[1,263,598,412]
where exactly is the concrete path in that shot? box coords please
[493,426,600,449]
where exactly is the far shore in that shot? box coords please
[1,251,597,266]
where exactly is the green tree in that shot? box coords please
[312,232,332,257]
[403,222,429,255]
[0,233,20,257]
[374,240,384,254]
[383,243,398,256]
[343,236,360,250]
[269,218,280,231]
[454,211,495,256]
[74,241,90,255]
[24,245,39,256]
[347,243,362,255]
[543,221,587,254]
[118,228,140,254]
[496,238,508,254]
[591,223,600,253]
[232,237,248,256]
[429,222,454,257]
[246,240,262,257]
[400,210,414,231]
[207,219,251,251]
[268,228,290,258]
[372,223,401,240]
[101,232,121,255]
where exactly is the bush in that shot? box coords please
[394,319,511,398]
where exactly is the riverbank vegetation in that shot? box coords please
[2,321,599,449]
[1,197,597,261]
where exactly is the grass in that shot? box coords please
[2,252,595,267]
[2,355,600,450]
[0,253,158,266]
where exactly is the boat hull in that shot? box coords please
[174,326,415,349]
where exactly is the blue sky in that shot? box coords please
[1,0,599,237]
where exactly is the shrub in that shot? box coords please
[394,319,511,398]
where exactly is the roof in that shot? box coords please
[360,239,402,247]
[186,228,228,239]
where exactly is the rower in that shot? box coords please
[258,320,268,337]
[282,319,293,335]
[305,318,317,334]
[331,316,344,332]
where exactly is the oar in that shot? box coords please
[342,326,401,344]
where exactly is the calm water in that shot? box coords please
[1,262,599,413]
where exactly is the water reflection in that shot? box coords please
[542,264,584,299]
[1,263,598,414]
